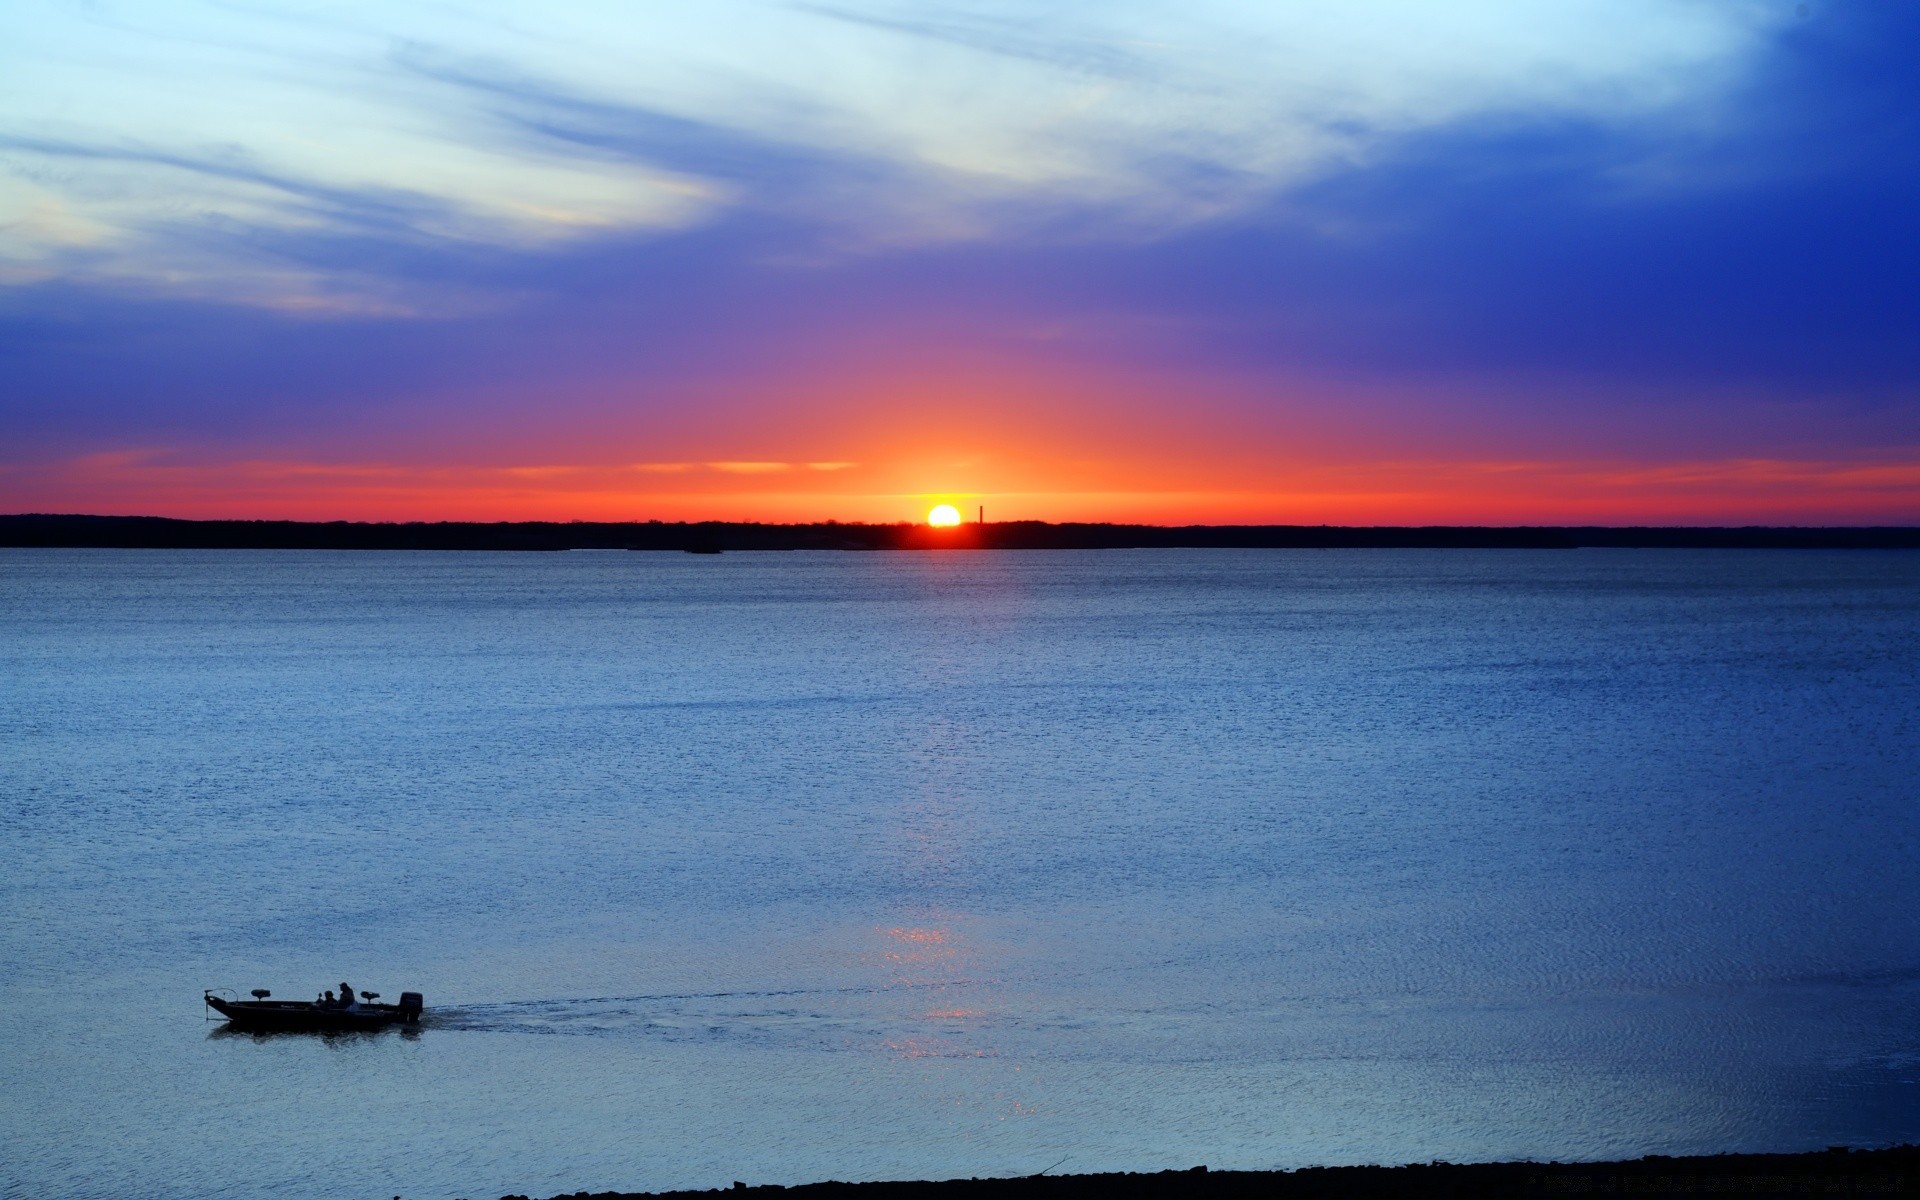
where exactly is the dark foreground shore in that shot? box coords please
[7,514,1920,552]
[512,1147,1920,1199]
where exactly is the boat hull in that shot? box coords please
[205,993,418,1031]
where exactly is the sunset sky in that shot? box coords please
[4,0,1917,524]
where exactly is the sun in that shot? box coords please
[927,504,962,527]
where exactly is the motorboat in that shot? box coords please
[204,987,423,1031]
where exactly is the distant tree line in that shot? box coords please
[4,513,1918,551]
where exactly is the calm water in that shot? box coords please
[4,548,1920,1199]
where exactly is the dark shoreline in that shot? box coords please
[515,1146,1920,1199]
[6,514,1920,552]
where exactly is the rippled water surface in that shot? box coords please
[4,548,1920,1199]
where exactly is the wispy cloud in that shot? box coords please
[705,461,795,474]
[0,0,1796,311]
[0,449,890,520]
[794,4,1155,80]
[697,461,860,474]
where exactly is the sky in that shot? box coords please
[2,0,1917,525]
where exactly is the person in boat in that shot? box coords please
[337,982,356,1009]
[322,990,335,1007]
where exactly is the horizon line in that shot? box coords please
[8,513,1920,533]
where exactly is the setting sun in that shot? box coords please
[927,504,962,527]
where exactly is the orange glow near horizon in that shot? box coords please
[927,504,962,526]
[9,444,1920,526]
[12,345,1920,532]
[9,353,1920,526]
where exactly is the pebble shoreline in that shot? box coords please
[507,1145,1920,1199]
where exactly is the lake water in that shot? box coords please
[4,548,1919,1200]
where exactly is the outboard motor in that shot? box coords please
[398,992,424,1024]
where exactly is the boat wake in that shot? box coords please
[426,980,1003,1054]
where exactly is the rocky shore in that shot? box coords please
[511,1146,1919,1199]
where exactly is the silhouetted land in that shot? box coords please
[6,514,1920,552]
[516,1146,1920,1200]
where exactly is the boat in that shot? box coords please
[204,987,424,1031]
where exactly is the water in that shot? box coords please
[3,548,1919,1200]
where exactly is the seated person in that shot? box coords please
[322,990,336,1007]
[337,982,356,1009]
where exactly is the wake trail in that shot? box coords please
[428,979,992,1036]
